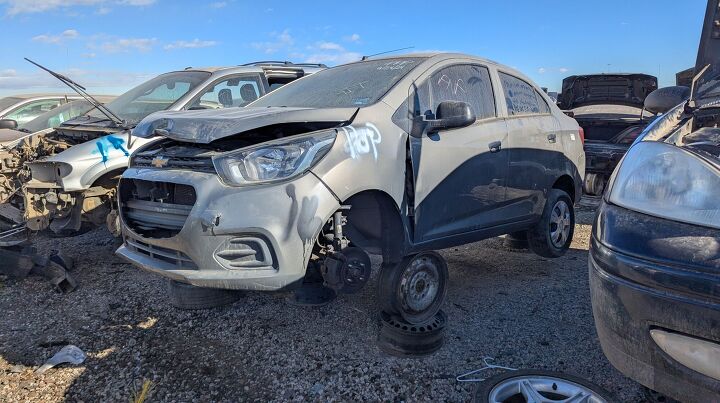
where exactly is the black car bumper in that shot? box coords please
[589,202,720,403]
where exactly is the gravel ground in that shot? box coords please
[0,200,646,402]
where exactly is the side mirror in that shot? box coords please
[0,119,18,130]
[644,86,691,115]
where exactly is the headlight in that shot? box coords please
[212,130,336,186]
[608,141,720,229]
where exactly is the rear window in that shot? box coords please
[499,72,548,116]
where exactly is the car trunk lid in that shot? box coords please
[558,74,658,110]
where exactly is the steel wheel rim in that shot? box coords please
[398,256,440,313]
[549,200,571,248]
[488,375,608,403]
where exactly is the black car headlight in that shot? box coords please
[212,130,336,186]
[608,141,720,229]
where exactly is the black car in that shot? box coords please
[559,73,659,195]
[589,11,720,399]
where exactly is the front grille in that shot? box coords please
[125,235,197,269]
[132,155,215,172]
[119,178,196,238]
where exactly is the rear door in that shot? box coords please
[500,71,563,221]
[410,63,509,242]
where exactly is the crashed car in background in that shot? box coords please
[590,2,720,401]
[0,94,82,128]
[0,97,115,242]
[10,61,323,236]
[116,53,584,323]
[558,73,662,195]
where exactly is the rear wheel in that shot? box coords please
[166,279,242,310]
[527,189,575,258]
[377,252,448,325]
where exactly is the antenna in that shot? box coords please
[361,46,415,61]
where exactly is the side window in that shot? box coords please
[6,99,62,124]
[191,75,263,109]
[414,64,496,120]
[536,91,551,114]
[499,72,545,116]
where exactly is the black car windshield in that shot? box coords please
[89,71,211,124]
[252,58,423,108]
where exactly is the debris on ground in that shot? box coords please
[0,247,77,293]
[36,345,86,374]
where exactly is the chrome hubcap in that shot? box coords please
[488,376,608,403]
[399,256,440,313]
[549,200,571,248]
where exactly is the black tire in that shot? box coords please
[377,310,447,357]
[503,232,528,249]
[527,189,575,258]
[166,279,242,310]
[474,369,615,403]
[377,252,448,325]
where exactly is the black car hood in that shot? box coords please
[132,106,358,144]
[558,74,658,109]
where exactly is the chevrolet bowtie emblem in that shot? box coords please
[151,156,170,168]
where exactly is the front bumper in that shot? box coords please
[116,168,340,291]
[589,202,720,402]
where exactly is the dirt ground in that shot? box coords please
[0,200,647,402]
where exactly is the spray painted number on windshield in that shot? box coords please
[342,123,382,160]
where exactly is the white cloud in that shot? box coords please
[32,29,80,44]
[100,37,156,53]
[0,0,154,15]
[305,52,361,65]
[82,52,97,58]
[252,29,294,54]
[345,33,360,43]
[317,41,344,51]
[559,67,569,73]
[538,67,547,74]
[209,1,226,8]
[96,6,111,14]
[164,39,218,50]
[0,68,154,94]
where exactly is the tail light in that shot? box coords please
[578,127,585,144]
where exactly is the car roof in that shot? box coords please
[166,63,326,76]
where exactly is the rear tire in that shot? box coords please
[166,279,242,310]
[527,189,574,258]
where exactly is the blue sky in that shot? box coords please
[0,0,708,96]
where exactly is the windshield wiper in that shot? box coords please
[24,58,128,130]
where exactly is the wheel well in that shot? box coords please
[343,190,406,264]
[552,175,576,202]
[91,168,126,188]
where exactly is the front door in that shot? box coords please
[410,63,509,243]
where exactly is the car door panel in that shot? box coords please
[408,63,510,243]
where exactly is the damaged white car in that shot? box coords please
[15,62,324,236]
[117,53,585,324]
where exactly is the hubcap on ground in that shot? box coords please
[398,256,440,313]
[549,200,571,248]
[489,375,608,403]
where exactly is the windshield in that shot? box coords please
[0,97,22,112]
[90,71,211,124]
[20,99,112,133]
[252,58,423,108]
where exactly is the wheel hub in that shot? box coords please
[549,200,571,248]
[399,258,440,313]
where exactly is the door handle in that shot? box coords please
[488,141,502,153]
[547,133,557,143]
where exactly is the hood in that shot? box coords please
[132,106,358,144]
[59,115,128,130]
[559,74,658,109]
[0,128,28,144]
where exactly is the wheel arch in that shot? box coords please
[552,174,577,203]
[342,189,408,264]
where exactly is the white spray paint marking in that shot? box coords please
[570,133,576,141]
[342,123,382,160]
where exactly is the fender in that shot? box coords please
[27,133,160,192]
